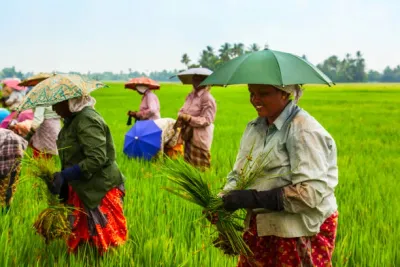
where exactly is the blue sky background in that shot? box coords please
[1,0,399,73]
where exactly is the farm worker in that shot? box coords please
[127,84,161,121]
[218,84,338,266]
[177,74,216,169]
[49,95,127,253]
[0,128,28,213]
[13,106,61,159]
[0,79,34,129]
[153,118,183,158]
[12,74,61,159]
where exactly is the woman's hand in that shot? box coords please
[49,172,64,195]
[11,120,32,137]
[222,188,284,212]
[202,210,219,224]
[178,113,192,123]
[127,111,137,117]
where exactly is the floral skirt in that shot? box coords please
[67,185,128,254]
[238,211,338,267]
[165,144,184,159]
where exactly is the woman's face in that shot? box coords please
[248,84,289,121]
[192,75,207,91]
[52,100,72,118]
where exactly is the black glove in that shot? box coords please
[127,115,133,126]
[50,172,64,195]
[222,188,284,212]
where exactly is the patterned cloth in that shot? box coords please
[18,74,105,111]
[178,88,216,151]
[0,164,21,209]
[165,144,184,159]
[31,118,61,155]
[0,129,27,209]
[238,211,339,267]
[0,129,27,177]
[184,142,211,169]
[67,185,128,254]
[153,118,182,155]
[136,90,160,120]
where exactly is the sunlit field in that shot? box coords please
[1,83,399,266]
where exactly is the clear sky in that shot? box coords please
[1,0,399,73]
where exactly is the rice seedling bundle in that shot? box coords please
[24,155,73,244]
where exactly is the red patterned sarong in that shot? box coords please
[238,211,338,267]
[67,186,128,254]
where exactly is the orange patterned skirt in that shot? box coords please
[165,144,184,159]
[238,211,338,267]
[67,185,128,254]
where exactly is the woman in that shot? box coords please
[0,128,27,213]
[127,85,160,121]
[177,75,216,169]
[49,95,127,253]
[0,80,34,129]
[14,106,61,158]
[221,84,338,266]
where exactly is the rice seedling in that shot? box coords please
[161,157,250,256]
[1,83,399,266]
[23,155,73,244]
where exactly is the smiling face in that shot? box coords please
[248,84,290,124]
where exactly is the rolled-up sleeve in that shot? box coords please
[283,129,335,213]
[189,96,216,128]
[31,107,45,130]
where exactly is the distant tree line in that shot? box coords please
[0,67,180,82]
[1,43,399,82]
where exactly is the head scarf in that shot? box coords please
[5,90,26,111]
[273,84,303,104]
[68,95,96,113]
[136,85,149,94]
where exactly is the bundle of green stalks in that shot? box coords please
[162,146,274,257]
[162,158,250,256]
[24,155,72,244]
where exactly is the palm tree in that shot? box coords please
[232,43,245,57]
[181,54,191,68]
[199,48,218,70]
[206,46,214,54]
[355,51,366,82]
[247,43,260,52]
[219,43,232,62]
